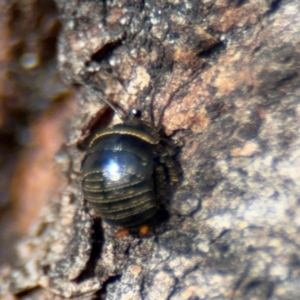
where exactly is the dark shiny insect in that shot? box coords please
[81,108,178,228]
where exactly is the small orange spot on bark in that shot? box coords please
[139,224,150,236]
[115,228,130,238]
[131,265,142,276]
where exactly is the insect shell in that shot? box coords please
[81,108,178,228]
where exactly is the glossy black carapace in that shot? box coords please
[81,118,178,227]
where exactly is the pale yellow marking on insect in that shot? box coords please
[107,187,152,200]
[84,178,104,182]
[83,177,145,192]
[86,188,152,203]
[89,129,159,147]
[98,197,153,213]
[81,170,103,181]
[105,203,156,220]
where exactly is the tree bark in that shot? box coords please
[1,0,300,299]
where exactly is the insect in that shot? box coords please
[80,96,179,229]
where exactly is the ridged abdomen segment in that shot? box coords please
[81,135,158,227]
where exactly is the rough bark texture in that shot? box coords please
[1,0,300,299]
[0,0,69,270]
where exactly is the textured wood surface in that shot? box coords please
[1,1,300,299]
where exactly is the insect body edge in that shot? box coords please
[81,121,162,227]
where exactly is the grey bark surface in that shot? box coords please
[1,0,300,299]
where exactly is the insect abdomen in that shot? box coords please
[81,131,158,227]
